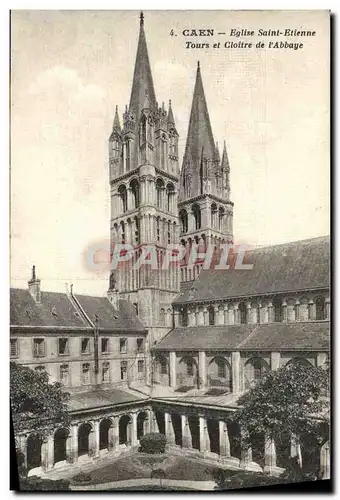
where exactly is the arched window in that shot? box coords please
[118,185,127,213]
[239,302,247,324]
[286,357,313,369]
[179,209,188,234]
[315,297,326,320]
[219,207,225,231]
[160,308,165,325]
[208,305,215,325]
[244,357,269,389]
[211,203,217,228]
[156,179,165,209]
[160,134,167,169]
[166,183,175,212]
[273,297,282,322]
[130,179,140,209]
[186,359,194,376]
[125,138,130,171]
[112,135,120,158]
[180,307,188,327]
[167,221,171,244]
[192,204,202,230]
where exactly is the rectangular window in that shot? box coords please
[101,338,109,354]
[58,338,69,355]
[82,363,90,385]
[138,360,144,374]
[10,339,18,358]
[120,338,127,354]
[33,338,45,357]
[136,338,144,352]
[120,361,127,380]
[60,364,69,386]
[81,338,90,354]
[102,362,110,382]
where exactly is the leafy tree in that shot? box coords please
[10,361,70,437]
[232,361,329,475]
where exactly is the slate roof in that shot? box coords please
[68,388,146,412]
[175,236,330,304]
[10,289,87,329]
[10,289,146,333]
[74,294,146,332]
[152,321,330,352]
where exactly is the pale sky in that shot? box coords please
[10,10,330,295]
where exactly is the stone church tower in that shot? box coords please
[178,62,234,283]
[109,13,180,345]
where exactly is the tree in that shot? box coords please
[232,361,329,476]
[10,362,70,437]
[139,433,167,454]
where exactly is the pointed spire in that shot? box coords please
[129,12,157,120]
[112,105,121,132]
[179,62,216,201]
[221,140,230,171]
[167,99,175,125]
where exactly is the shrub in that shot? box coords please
[139,433,166,454]
[19,477,70,491]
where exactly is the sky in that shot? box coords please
[10,10,330,295]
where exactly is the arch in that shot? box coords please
[192,204,201,230]
[208,356,232,392]
[211,203,217,228]
[244,357,270,390]
[26,434,43,471]
[179,209,188,234]
[155,411,166,435]
[118,184,128,213]
[154,354,170,386]
[179,307,188,327]
[170,413,182,446]
[166,183,175,212]
[178,355,198,389]
[239,302,247,324]
[207,418,220,454]
[227,421,241,460]
[119,414,132,445]
[315,296,326,320]
[130,179,140,209]
[156,178,165,209]
[99,418,113,451]
[78,422,92,457]
[54,427,69,464]
[207,305,215,325]
[137,411,148,440]
[286,357,313,368]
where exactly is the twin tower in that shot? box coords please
[109,13,234,345]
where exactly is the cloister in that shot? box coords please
[18,402,330,480]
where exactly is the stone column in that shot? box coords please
[214,305,219,325]
[199,417,210,453]
[308,299,315,320]
[127,187,133,211]
[109,417,119,451]
[270,352,281,371]
[198,308,205,326]
[246,302,252,324]
[233,303,239,324]
[295,299,300,321]
[282,299,288,322]
[219,421,231,458]
[264,434,277,473]
[325,298,330,320]
[70,423,78,463]
[267,301,273,323]
[181,414,192,448]
[223,304,229,325]
[174,309,180,327]
[43,434,54,470]
[131,413,138,446]
[228,307,234,325]
[198,351,207,389]
[232,351,241,393]
[240,428,252,468]
[320,442,330,479]
[151,412,159,433]
[203,306,208,325]
[169,351,177,389]
[165,412,175,445]
[92,420,100,458]
[18,435,28,469]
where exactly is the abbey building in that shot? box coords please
[10,13,330,480]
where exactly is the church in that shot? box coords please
[10,13,330,480]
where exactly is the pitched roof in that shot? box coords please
[153,321,330,352]
[10,288,146,333]
[175,236,330,304]
[74,294,146,332]
[179,63,216,202]
[10,289,87,328]
[128,14,157,119]
[68,388,146,412]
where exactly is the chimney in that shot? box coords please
[107,271,119,310]
[28,265,41,303]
